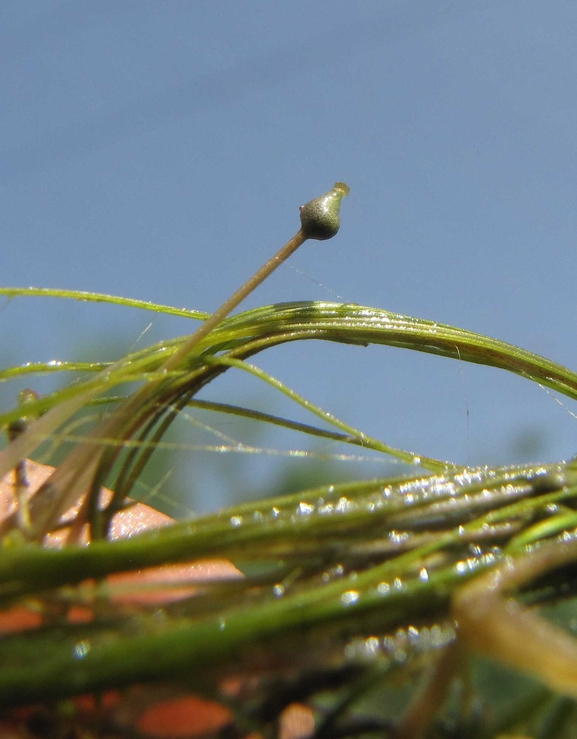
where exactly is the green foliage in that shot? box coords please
[2,185,577,735]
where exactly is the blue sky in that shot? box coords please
[2,1,577,511]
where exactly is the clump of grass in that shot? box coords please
[2,184,577,737]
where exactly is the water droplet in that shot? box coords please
[389,531,409,545]
[341,590,360,607]
[318,502,334,515]
[364,636,380,656]
[336,496,352,512]
[73,640,91,660]
[298,501,315,515]
[455,561,467,575]
[407,626,420,645]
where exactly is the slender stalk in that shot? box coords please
[19,183,350,538]
[161,229,307,373]
[161,180,349,372]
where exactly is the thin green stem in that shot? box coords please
[0,286,208,321]
[205,355,457,473]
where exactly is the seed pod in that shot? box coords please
[299,182,350,240]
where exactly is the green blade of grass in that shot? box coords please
[0,286,208,321]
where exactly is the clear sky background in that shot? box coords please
[2,1,577,512]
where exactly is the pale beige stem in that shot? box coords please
[453,540,577,699]
[161,229,307,373]
[6,182,349,539]
[24,231,309,537]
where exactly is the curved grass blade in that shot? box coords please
[0,286,208,321]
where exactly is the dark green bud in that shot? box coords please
[299,182,350,240]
